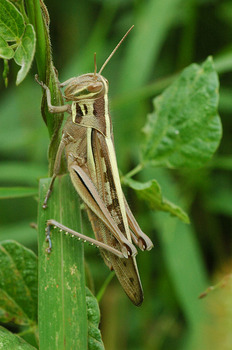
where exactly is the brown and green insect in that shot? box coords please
[36,26,153,306]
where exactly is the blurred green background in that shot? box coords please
[1,0,232,349]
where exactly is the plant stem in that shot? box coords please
[122,163,144,181]
[26,0,65,174]
[38,175,88,350]
[96,271,115,303]
[25,0,47,81]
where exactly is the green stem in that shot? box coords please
[96,271,115,303]
[26,0,65,174]
[18,324,37,337]
[25,0,47,81]
[123,163,144,181]
[23,2,87,349]
[18,2,29,24]
[38,176,87,349]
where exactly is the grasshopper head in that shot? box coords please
[64,74,108,102]
[64,26,134,102]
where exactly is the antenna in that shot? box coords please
[98,25,134,75]
[93,52,97,80]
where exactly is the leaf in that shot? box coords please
[38,176,88,349]
[86,287,105,350]
[0,0,24,41]
[142,57,222,168]
[0,161,47,186]
[0,187,37,199]
[0,326,36,350]
[124,177,190,224]
[8,0,25,13]
[0,36,14,59]
[14,24,36,85]
[0,241,38,326]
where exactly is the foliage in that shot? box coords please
[141,57,221,169]
[0,0,231,349]
[0,0,35,85]
[0,240,104,349]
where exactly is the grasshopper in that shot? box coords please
[36,26,153,306]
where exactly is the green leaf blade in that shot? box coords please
[0,187,37,199]
[0,0,25,41]
[124,177,189,223]
[0,241,38,326]
[0,326,36,350]
[0,36,14,59]
[86,287,105,350]
[142,57,222,168]
[38,175,88,350]
[14,24,36,85]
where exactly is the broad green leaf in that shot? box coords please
[0,0,24,41]
[9,0,25,13]
[0,187,37,199]
[142,57,222,168]
[86,287,105,350]
[14,24,36,85]
[0,36,14,59]
[124,177,190,224]
[0,326,36,350]
[0,241,38,326]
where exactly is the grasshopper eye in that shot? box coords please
[87,82,103,93]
